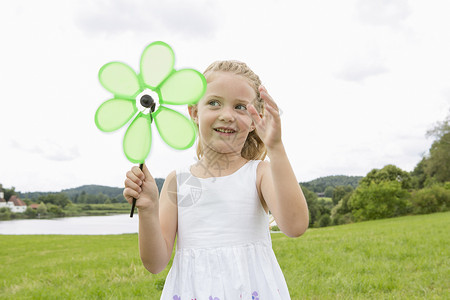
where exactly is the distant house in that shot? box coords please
[0,193,27,213]
[30,203,39,210]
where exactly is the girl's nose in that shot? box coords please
[218,107,236,122]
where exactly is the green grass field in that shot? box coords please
[1,212,448,299]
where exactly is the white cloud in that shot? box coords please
[335,46,389,82]
[75,0,219,39]
[355,0,412,28]
[10,139,80,162]
[336,64,388,83]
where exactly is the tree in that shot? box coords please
[360,164,412,189]
[47,204,65,217]
[301,185,319,227]
[111,196,121,203]
[411,158,428,189]
[331,192,354,225]
[424,131,450,183]
[348,181,410,222]
[0,207,12,220]
[317,214,331,227]
[37,193,71,208]
[24,207,37,218]
[348,165,412,222]
[426,113,450,141]
[410,185,450,214]
[324,186,334,198]
[332,185,354,205]
[37,202,48,215]
[78,191,87,204]
[314,199,334,227]
[96,193,108,204]
[414,112,450,185]
[301,185,334,227]
[4,186,17,201]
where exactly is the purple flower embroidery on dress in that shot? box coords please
[252,291,259,300]
[173,296,181,300]
[209,297,220,300]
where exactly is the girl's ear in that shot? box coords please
[188,105,199,124]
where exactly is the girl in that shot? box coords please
[124,61,309,299]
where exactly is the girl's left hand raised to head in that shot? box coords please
[248,86,282,151]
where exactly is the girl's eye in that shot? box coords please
[236,104,247,110]
[208,100,220,106]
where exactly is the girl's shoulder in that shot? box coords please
[163,170,178,193]
[256,160,270,184]
[256,159,270,177]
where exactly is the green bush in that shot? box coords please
[349,181,411,222]
[332,185,354,205]
[24,207,37,218]
[0,207,12,220]
[316,213,331,227]
[36,202,47,215]
[47,204,65,217]
[331,192,354,225]
[64,204,82,216]
[271,225,280,231]
[410,185,450,214]
[331,212,353,226]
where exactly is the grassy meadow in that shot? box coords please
[1,212,448,299]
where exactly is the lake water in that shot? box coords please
[0,214,139,235]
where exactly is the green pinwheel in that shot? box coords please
[95,41,206,217]
[95,41,206,163]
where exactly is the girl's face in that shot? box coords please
[190,71,256,156]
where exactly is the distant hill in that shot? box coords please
[63,179,165,199]
[19,179,165,202]
[61,185,125,200]
[300,175,362,193]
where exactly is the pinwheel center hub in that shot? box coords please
[140,95,156,112]
[136,89,160,115]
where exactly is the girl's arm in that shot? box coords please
[124,166,178,274]
[249,86,309,237]
[258,149,309,237]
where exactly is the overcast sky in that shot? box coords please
[1,0,449,192]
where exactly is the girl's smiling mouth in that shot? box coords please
[214,127,237,135]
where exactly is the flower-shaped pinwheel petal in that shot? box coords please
[140,41,175,89]
[154,106,197,150]
[123,113,152,163]
[95,41,206,164]
[95,99,137,132]
[99,62,141,98]
[160,69,207,105]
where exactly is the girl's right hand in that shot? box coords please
[123,164,159,211]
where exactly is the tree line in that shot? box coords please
[304,113,450,228]
[0,181,164,220]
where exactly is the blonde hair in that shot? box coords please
[191,60,267,161]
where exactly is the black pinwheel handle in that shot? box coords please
[130,163,144,218]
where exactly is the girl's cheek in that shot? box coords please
[240,114,253,128]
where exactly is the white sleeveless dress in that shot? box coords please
[160,160,291,300]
